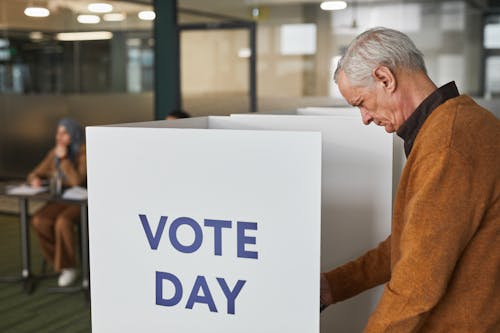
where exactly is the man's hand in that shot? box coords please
[320,273,333,310]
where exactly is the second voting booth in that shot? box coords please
[86,114,394,333]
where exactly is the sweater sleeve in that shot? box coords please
[60,145,87,187]
[27,149,55,183]
[363,148,478,332]
[325,235,391,303]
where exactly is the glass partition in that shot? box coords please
[0,0,154,178]
[179,27,251,116]
[484,14,500,98]
[179,0,490,115]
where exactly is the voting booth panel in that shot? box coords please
[226,114,393,333]
[294,107,406,199]
[86,124,322,333]
[297,106,359,117]
[225,115,392,260]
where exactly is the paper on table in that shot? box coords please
[62,186,88,200]
[6,184,48,195]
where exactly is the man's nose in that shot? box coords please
[360,109,373,125]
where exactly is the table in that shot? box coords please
[0,186,89,300]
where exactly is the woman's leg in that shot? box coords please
[31,202,67,268]
[53,204,80,272]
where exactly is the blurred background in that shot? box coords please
[0,0,499,178]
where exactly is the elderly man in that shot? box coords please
[320,27,499,332]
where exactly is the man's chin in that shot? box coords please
[384,125,395,133]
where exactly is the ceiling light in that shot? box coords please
[320,1,347,11]
[103,13,125,22]
[138,11,155,21]
[56,31,113,41]
[88,3,113,13]
[77,14,101,24]
[238,48,251,58]
[126,38,141,47]
[29,32,44,40]
[24,7,50,17]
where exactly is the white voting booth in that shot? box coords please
[86,114,394,333]
[297,106,359,116]
[86,120,322,333]
[228,114,393,332]
[296,106,406,200]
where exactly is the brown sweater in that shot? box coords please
[325,96,500,332]
[27,145,87,187]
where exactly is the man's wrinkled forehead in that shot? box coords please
[337,71,360,106]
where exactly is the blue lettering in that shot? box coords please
[237,222,258,259]
[156,271,183,307]
[216,278,246,315]
[185,275,217,312]
[204,219,232,256]
[140,214,259,260]
[139,214,167,250]
[169,217,203,253]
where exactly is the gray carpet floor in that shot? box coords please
[0,214,91,332]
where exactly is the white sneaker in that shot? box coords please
[58,268,78,287]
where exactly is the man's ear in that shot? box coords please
[372,66,396,93]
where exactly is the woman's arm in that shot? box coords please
[60,145,87,186]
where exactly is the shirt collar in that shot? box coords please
[396,81,459,157]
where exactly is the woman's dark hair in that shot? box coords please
[168,110,191,119]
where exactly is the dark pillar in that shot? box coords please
[249,22,257,113]
[154,0,180,120]
[110,32,126,92]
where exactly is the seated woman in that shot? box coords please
[27,118,86,287]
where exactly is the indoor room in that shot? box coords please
[0,0,498,332]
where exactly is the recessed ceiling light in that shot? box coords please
[126,38,141,47]
[103,13,126,22]
[29,32,44,40]
[24,7,50,17]
[77,14,101,24]
[138,11,155,21]
[238,48,251,58]
[88,3,113,13]
[320,1,347,11]
[56,31,113,41]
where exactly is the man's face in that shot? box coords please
[337,70,399,133]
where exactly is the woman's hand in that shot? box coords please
[30,177,42,188]
[55,144,68,159]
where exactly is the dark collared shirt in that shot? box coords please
[397,81,460,157]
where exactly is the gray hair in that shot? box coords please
[334,27,427,86]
